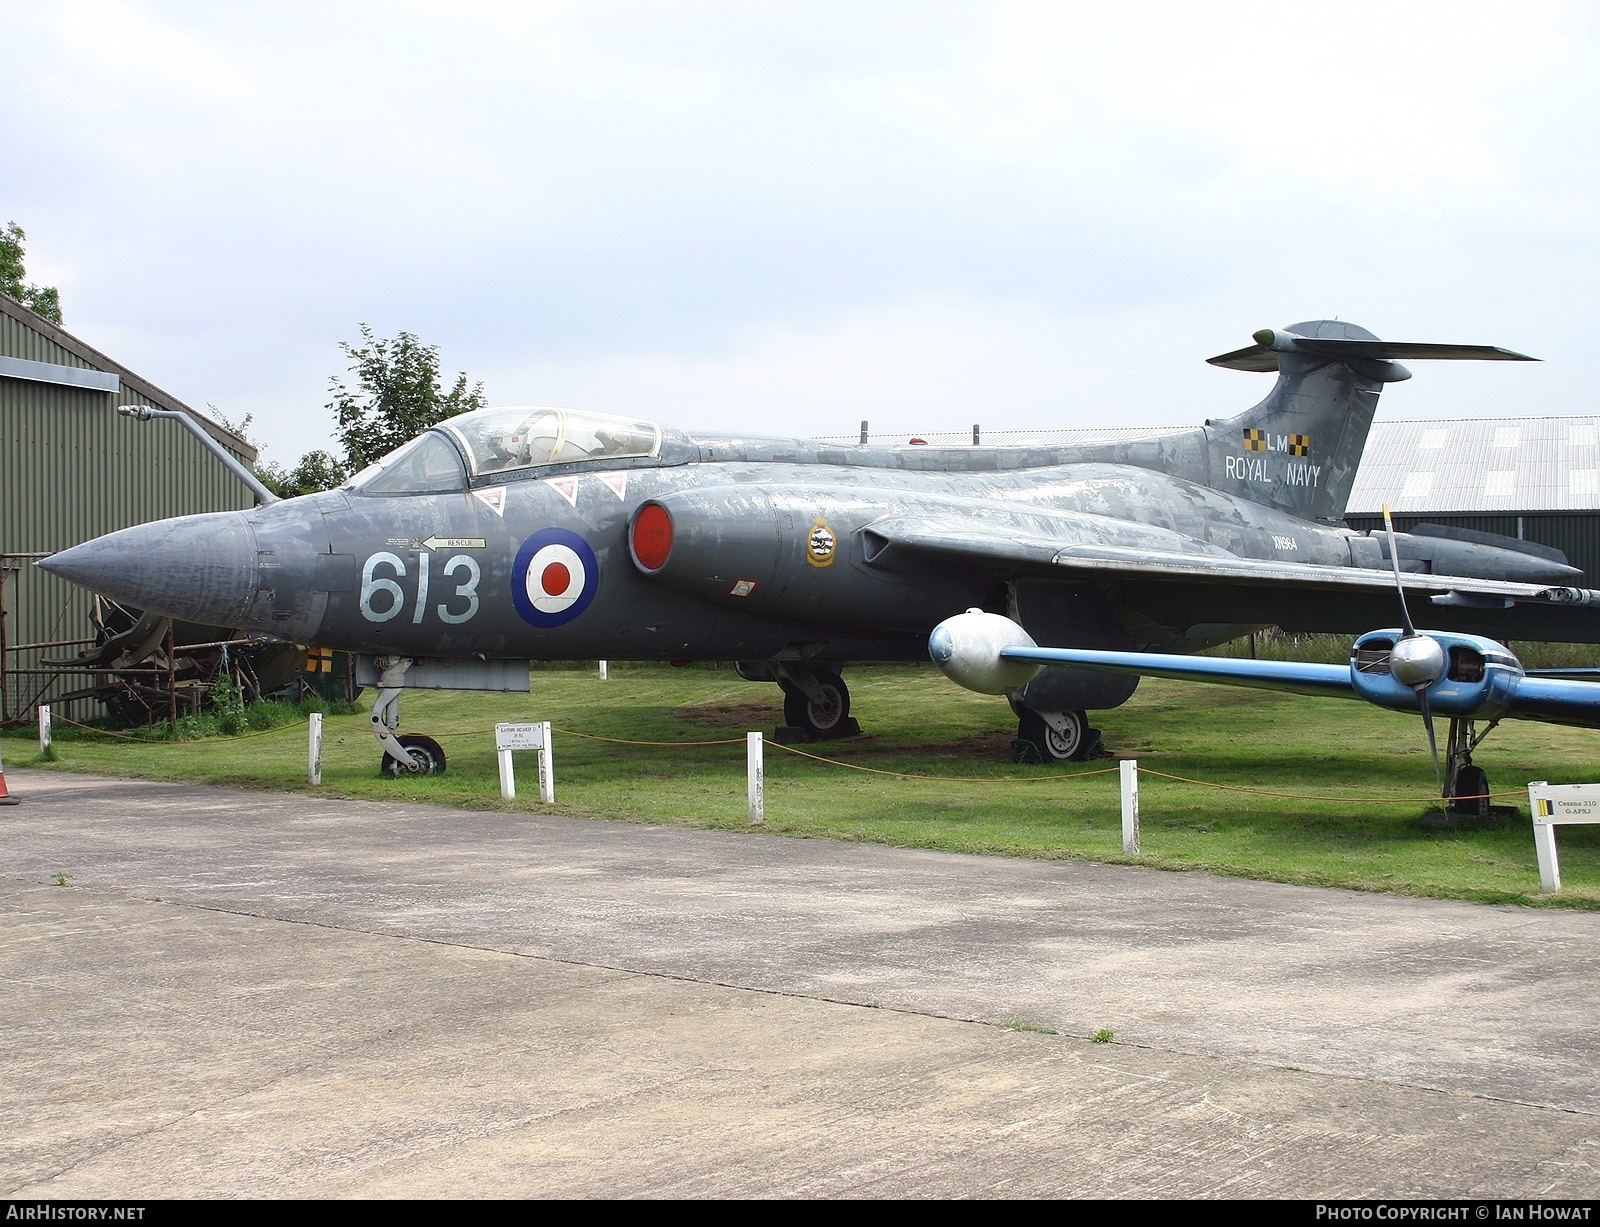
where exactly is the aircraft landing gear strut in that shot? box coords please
[369,656,447,776]
[1440,716,1499,822]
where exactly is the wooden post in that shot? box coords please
[1120,759,1140,854]
[308,712,322,785]
[498,743,516,800]
[0,565,11,726]
[536,721,554,804]
[747,731,764,824]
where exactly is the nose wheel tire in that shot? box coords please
[782,669,850,739]
[381,734,447,777]
[1015,708,1090,762]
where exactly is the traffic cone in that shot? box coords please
[0,741,18,806]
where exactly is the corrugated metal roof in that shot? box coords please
[1347,416,1600,514]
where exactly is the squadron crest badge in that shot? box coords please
[806,518,837,568]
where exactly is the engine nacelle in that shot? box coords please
[1349,629,1523,718]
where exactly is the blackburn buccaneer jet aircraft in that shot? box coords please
[39,320,1600,775]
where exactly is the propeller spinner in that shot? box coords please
[1383,507,1448,787]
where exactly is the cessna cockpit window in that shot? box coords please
[442,406,663,479]
[348,432,468,495]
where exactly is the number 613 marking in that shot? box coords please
[359,552,481,625]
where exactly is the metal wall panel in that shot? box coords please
[0,307,96,369]
[2,302,262,721]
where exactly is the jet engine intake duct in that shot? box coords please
[628,490,781,596]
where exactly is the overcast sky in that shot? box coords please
[5,0,1597,465]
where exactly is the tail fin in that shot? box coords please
[1201,321,1535,522]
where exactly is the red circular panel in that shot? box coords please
[541,562,572,596]
[632,504,673,571]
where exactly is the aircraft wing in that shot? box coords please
[1487,676,1600,728]
[1000,646,1357,700]
[996,645,1600,727]
[865,515,1600,641]
[865,513,1585,598]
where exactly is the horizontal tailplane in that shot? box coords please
[1202,321,1537,522]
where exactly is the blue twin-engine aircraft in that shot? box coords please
[930,509,1600,810]
[39,320,1600,778]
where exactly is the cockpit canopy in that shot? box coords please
[347,405,667,494]
[444,405,662,476]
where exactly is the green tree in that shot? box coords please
[1,222,63,324]
[211,409,347,499]
[259,449,348,499]
[329,325,484,471]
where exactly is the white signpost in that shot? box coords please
[1526,781,1600,892]
[497,721,555,803]
[38,705,51,755]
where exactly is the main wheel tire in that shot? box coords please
[381,734,447,777]
[782,670,850,739]
[1447,763,1489,816]
[1015,708,1090,762]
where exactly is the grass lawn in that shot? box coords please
[9,663,1599,909]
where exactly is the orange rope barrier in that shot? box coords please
[1134,767,1522,804]
[29,713,1527,807]
[49,712,303,744]
[552,727,746,747]
[767,738,1120,783]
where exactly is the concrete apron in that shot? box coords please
[4,769,1598,1198]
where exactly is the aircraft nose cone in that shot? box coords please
[38,511,258,626]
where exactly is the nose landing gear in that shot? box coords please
[382,734,447,776]
[369,656,448,776]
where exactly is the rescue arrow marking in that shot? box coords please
[422,536,487,551]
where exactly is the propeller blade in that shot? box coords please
[1417,686,1443,793]
[1383,505,1416,636]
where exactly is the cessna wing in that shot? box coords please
[930,609,1600,806]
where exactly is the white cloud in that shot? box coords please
[3,0,1596,463]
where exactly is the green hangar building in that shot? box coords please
[1,294,257,722]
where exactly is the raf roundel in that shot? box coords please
[511,528,600,628]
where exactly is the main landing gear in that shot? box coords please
[773,665,860,740]
[1011,703,1100,763]
[369,656,447,776]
